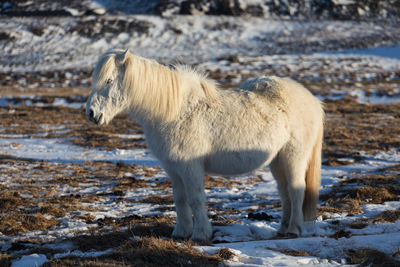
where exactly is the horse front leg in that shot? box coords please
[179,165,212,243]
[166,169,193,239]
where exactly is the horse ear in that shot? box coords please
[122,49,131,63]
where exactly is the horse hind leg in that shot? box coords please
[270,155,291,235]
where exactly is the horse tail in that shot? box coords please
[302,122,323,221]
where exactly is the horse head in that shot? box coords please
[86,49,131,125]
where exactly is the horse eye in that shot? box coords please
[106,78,113,85]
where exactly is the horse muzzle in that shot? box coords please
[88,108,104,125]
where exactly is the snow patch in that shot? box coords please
[11,254,48,267]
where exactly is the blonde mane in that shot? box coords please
[96,50,219,121]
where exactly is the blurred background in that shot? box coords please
[1,0,399,89]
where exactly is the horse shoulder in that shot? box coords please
[146,98,214,163]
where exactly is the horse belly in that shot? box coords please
[204,150,272,176]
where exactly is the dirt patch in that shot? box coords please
[247,212,274,221]
[329,230,351,240]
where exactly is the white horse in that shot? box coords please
[86,49,324,243]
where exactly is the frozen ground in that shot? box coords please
[0,134,399,266]
[0,6,400,267]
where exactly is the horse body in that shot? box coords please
[145,85,288,172]
[87,50,324,243]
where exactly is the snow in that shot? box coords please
[53,248,113,259]
[11,254,48,267]
[0,96,85,109]
[0,137,157,165]
[325,45,400,59]
[2,15,399,72]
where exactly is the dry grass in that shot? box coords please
[39,204,67,217]
[271,248,312,257]
[0,254,12,267]
[216,248,236,260]
[346,249,400,266]
[0,192,28,212]
[0,105,144,151]
[372,210,400,223]
[45,236,223,267]
[0,213,59,235]
[319,168,399,217]
[323,99,400,160]
[204,175,243,189]
[142,195,174,205]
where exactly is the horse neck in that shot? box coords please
[125,57,184,124]
[125,56,219,127]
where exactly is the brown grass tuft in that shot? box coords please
[71,231,133,252]
[39,205,67,217]
[217,248,236,260]
[0,213,59,235]
[0,192,28,212]
[318,198,363,217]
[346,249,400,266]
[372,210,400,223]
[0,253,12,267]
[142,195,174,205]
[271,248,311,257]
[205,176,243,189]
[47,236,223,267]
[349,186,398,204]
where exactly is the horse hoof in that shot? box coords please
[172,235,188,241]
[172,228,192,240]
[286,232,299,238]
[190,237,211,245]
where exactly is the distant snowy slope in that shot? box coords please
[1,15,399,74]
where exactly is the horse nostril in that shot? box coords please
[89,109,94,119]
